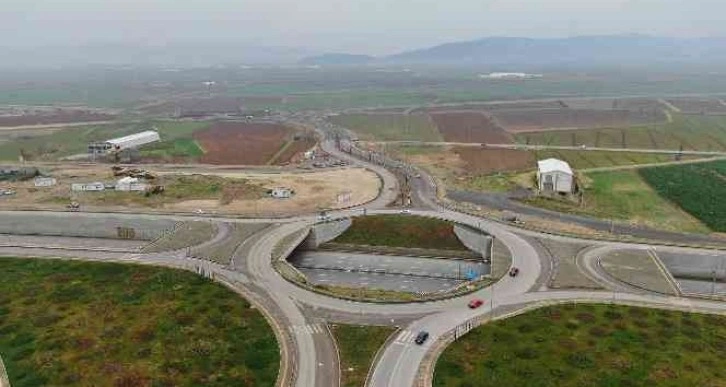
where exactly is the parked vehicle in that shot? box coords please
[399,209,411,214]
[509,267,520,277]
[468,299,485,309]
[414,331,430,345]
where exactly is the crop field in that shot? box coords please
[434,304,726,387]
[0,257,279,386]
[430,112,513,143]
[332,215,468,250]
[666,98,726,114]
[531,149,683,170]
[524,169,708,233]
[516,114,726,151]
[639,160,726,232]
[454,148,534,174]
[493,108,666,132]
[327,113,443,142]
[420,100,566,114]
[194,122,308,165]
[0,110,116,127]
[563,97,664,111]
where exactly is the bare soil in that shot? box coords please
[431,112,513,143]
[0,110,115,127]
[454,148,534,174]
[494,108,666,132]
[194,121,300,165]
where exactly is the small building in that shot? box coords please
[33,177,57,187]
[270,187,294,199]
[71,182,105,192]
[537,158,574,193]
[115,176,148,192]
[88,130,160,155]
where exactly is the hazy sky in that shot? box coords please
[1,0,724,54]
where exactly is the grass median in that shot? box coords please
[0,257,279,386]
[331,324,397,387]
[435,304,726,387]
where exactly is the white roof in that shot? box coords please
[117,176,139,184]
[537,158,573,175]
[107,130,159,145]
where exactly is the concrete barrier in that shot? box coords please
[0,213,177,241]
[302,218,352,249]
[453,224,492,260]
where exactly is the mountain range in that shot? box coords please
[300,36,726,68]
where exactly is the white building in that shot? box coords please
[537,158,574,193]
[115,177,148,192]
[71,182,105,192]
[479,72,543,79]
[33,177,57,187]
[270,187,293,199]
[106,130,161,151]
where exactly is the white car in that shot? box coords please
[399,209,411,214]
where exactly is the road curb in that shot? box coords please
[0,354,9,387]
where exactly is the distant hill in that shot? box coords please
[385,36,726,67]
[303,36,726,69]
[298,53,374,65]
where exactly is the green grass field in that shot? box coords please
[516,114,726,152]
[332,324,396,387]
[639,160,726,232]
[532,150,684,170]
[0,120,211,161]
[328,113,443,142]
[434,304,726,387]
[523,170,709,233]
[0,257,279,386]
[332,215,468,250]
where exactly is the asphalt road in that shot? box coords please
[299,268,465,293]
[3,123,726,387]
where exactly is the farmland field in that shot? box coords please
[493,108,666,132]
[434,304,726,387]
[563,97,664,111]
[420,100,566,114]
[639,160,726,232]
[327,113,442,142]
[0,110,115,127]
[0,257,279,387]
[530,149,685,170]
[332,215,468,250]
[667,98,726,115]
[516,114,726,151]
[430,112,513,143]
[524,170,709,233]
[454,148,534,174]
[194,122,309,165]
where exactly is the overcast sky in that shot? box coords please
[1,0,724,54]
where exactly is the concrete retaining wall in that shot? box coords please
[659,253,726,281]
[303,218,352,249]
[453,225,492,260]
[0,213,177,241]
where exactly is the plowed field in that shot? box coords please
[494,108,665,132]
[454,147,534,174]
[431,112,513,143]
[667,98,726,114]
[0,111,115,127]
[194,122,295,165]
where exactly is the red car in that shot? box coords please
[468,299,485,309]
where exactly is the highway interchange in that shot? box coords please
[2,134,726,387]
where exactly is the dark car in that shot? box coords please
[414,331,429,345]
[509,267,520,277]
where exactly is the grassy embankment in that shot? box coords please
[435,304,726,387]
[331,215,468,251]
[332,324,396,387]
[0,257,279,387]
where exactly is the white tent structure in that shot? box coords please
[106,130,160,150]
[537,158,574,193]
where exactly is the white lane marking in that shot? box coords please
[291,323,325,335]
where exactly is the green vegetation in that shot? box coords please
[532,150,689,170]
[69,175,267,208]
[517,114,726,152]
[0,257,279,386]
[435,304,726,387]
[333,215,468,250]
[0,120,211,161]
[523,170,709,233]
[639,160,726,232]
[329,113,443,142]
[332,324,396,387]
[142,221,218,253]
